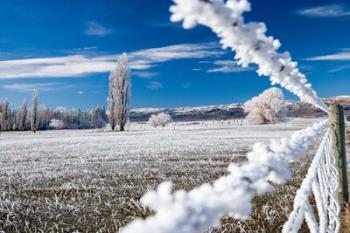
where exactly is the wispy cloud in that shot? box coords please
[147,81,163,90]
[128,42,223,65]
[306,49,350,61]
[306,50,350,73]
[207,60,253,73]
[298,4,350,18]
[2,82,62,92]
[328,64,350,73]
[0,42,224,80]
[149,21,180,28]
[133,71,157,79]
[84,21,113,37]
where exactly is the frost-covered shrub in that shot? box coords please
[49,119,65,129]
[244,88,285,124]
[148,113,172,127]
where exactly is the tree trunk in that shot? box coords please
[111,120,115,131]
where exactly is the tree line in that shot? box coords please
[0,95,108,132]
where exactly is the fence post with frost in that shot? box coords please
[329,104,349,206]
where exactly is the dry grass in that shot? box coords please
[0,153,315,233]
[0,119,322,232]
[340,201,350,232]
[209,157,312,233]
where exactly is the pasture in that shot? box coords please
[0,118,322,232]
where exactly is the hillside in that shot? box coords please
[129,96,350,122]
[130,104,245,122]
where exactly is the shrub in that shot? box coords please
[148,113,172,127]
[49,119,65,129]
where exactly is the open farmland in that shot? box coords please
[0,118,323,232]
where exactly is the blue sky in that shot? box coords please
[0,0,349,109]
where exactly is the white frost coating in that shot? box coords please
[282,130,340,233]
[170,0,328,113]
[121,120,328,233]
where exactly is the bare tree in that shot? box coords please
[0,100,12,131]
[31,90,38,133]
[6,103,12,130]
[108,75,116,131]
[0,98,107,131]
[244,87,285,124]
[16,101,28,131]
[108,53,130,131]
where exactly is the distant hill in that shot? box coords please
[129,96,350,122]
[130,104,245,122]
[324,96,350,108]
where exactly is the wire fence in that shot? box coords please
[283,129,340,233]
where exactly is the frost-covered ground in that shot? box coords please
[0,117,323,232]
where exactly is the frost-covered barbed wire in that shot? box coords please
[121,120,328,233]
[282,130,340,233]
[170,0,328,113]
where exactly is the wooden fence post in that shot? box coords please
[329,105,349,206]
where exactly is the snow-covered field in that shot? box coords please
[0,118,323,232]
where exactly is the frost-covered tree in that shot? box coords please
[16,101,28,131]
[37,105,50,130]
[148,112,172,127]
[31,90,38,133]
[108,53,130,131]
[0,100,12,131]
[0,113,2,134]
[92,107,108,128]
[49,119,65,129]
[0,98,107,131]
[108,82,116,130]
[244,87,285,124]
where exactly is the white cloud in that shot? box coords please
[147,81,163,90]
[149,21,181,28]
[133,71,157,79]
[207,60,253,73]
[298,5,350,18]
[306,50,350,73]
[2,82,62,92]
[0,42,224,80]
[128,42,223,65]
[306,49,350,61]
[84,21,113,37]
[328,64,350,73]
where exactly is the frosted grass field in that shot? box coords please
[0,118,322,232]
